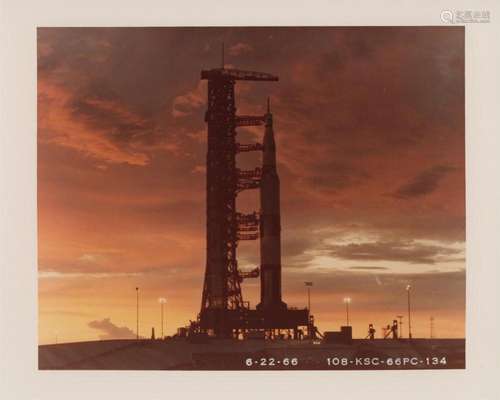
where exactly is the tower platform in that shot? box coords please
[199,307,309,331]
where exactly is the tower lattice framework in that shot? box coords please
[199,68,277,337]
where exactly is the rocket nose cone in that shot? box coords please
[262,118,277,170]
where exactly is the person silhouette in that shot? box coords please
[391,320,399,339]
[367,323,376,339]
[383,324,391,339]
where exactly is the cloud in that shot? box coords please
[39,271,142,279]
[88,318,136,340]
[38,79,155,166]
[349,266,389,271]
[303,161,370,193]
[191,165,206,174]
[171,81,206,118]
[40,310,94,317]
[37,30,184,166]
[283,269,465,313]
[391,165,457,199]
[229,42,253,56]
[78,253,100,262]
[325,240,462,264]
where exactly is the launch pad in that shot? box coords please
[197,62,309,338]
[199,309,310,338]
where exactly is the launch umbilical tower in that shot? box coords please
[199,64,308,338]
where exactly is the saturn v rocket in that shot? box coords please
[257,99,287,311]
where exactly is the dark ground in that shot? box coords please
[39,338,465,370]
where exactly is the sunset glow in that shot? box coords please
[38,27,465,344]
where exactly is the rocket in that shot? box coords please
[257,98,287,311]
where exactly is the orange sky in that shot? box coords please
[37,27,465,344]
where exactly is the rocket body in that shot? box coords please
[257,110,287,310]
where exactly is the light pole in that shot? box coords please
[304,282,313,312]
[158,297,167,339]
[343,297,351,326]
[406,284,412,339]
[136,287,139,340]
[397,315,404,339]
